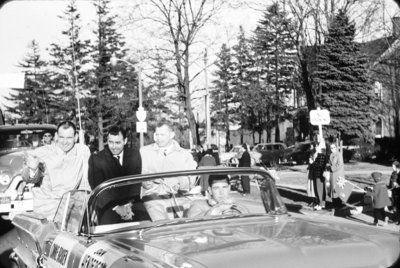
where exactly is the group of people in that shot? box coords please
[306,141,345,211]
[1,118,240,267]
[196,143,252,196]
[306,140,399,226]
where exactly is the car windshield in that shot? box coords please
[0,125,56,153]
[81,168,287,235]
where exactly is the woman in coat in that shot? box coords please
[328,143,345,206]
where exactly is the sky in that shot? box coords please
[0,0,399,112]
[0,0,265,110]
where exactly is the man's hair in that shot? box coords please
[208,174,229,187]
[57,120,76,134]
[42,131,52,137]
[108,125,126,139]
[241,143,248,150]
[156,119,175,132]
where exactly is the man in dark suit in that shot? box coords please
[238,143,251,195]
[88,125,144,224]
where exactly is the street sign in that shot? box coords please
[136,122,147,133]
[136,107,147,122]
[310,109,330,126]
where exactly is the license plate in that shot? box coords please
[0,196,11,204]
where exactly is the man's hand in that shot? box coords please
[113,203,134,221]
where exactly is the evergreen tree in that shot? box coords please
[145,53,174,126]
[5,40,50,123]
[47,0,91,124]
[252,3,297,142]
[231,26,254,144]
[313,9,378,144]
[211,43,235,149]
[86,0,136,150]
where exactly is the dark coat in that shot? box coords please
[239,150,251,167]
[308,153,326,181]
[389,171,400,196]
[88,146,142,190]
[88,146,144,224]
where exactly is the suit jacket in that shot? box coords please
[239,150,251,167]
[88,146,143,224]
[88,146,142,190]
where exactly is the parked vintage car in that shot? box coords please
[252,142,287,166]
[283,141,313,165]
[10,167,400,268]
[0,124,56,218]
[219,145,261,166]
[283,141,355,165]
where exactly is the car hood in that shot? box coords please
[108,215,400,268]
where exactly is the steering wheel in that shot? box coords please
[204,203,249,216]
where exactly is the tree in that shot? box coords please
[85,0,136,150]
[231,26,254,144]
[145,53,175,124]
[313,9,378,144]
[140,0,226,146]
[47,0,91,125]
[252,3,297,143]
[284,0,384,141]
[5,40,50,123]
[211,43,235,150]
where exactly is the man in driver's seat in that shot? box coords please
[187,174,246,217]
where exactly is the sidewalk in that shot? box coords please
[274,161,399,232]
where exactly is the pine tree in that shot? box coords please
[313,9,378,144]
[85,0,136,150]
[211,43,235,149]
[231,26,254,144]
[145,53,174,125]
[252,3,297,142]
[47,0,91,124]
[5,40,50,123]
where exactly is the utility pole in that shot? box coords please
[204,48,211,146]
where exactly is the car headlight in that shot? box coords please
[0,173,11,186]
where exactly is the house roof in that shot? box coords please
[361,35,400,66]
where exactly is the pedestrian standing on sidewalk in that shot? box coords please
[366,172,391,226]
[306,142,317,207]
[327,142,345,207]
[198,148,217,194]
[308,142,327,210]
[238,143,251,196]
[388,161,400,224]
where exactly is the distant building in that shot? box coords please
[362,17,400,138]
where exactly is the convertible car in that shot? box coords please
[11,167,400,268]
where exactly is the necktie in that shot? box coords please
[116,155,121,165]
[163,150,167,156]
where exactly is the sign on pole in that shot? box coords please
[136,122,147,133]
[310,107,330,143]
[310,108,330,126]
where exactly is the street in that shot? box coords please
[275,161,398,232]
[0,161,397,243]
